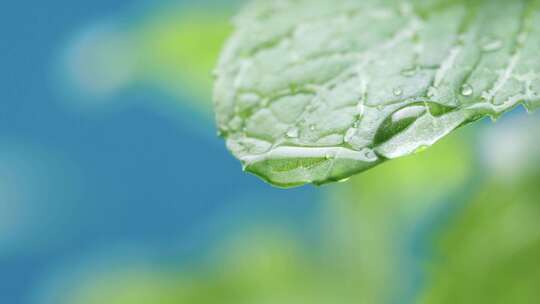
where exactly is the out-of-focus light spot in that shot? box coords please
[0,149,44,249]
[63,23,138,102]
[58,5,232,115]
[481,112,540,179]
[0,166,31,247]
[0,143,81,256]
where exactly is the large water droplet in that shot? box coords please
[461,83,474,96]
[373,102,456,145]
[374,105,426,145]
[393,87,403,96]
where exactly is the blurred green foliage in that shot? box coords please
[421,172,540,303]
[135,10,231,103]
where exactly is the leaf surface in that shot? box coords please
[213,0,540,187]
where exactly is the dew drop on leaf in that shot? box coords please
[374,105,427,145]
[461,84,474,96]
[286,127,299,138]
[427,86,437,98]
[356,103,365,116]
[374,102,456,145]
[344,128,356,143]
[361,148,378,162]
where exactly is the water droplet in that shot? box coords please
[374,105,426,145]
[356,103,365,116]
[424,102,456,117]
[325,152,335,160]
[361,148,378,162]
[337,177,351,183]
[489,113,500,122]
[309,124,317,131]
[286,127,299,138]
[414,145,429,154]
[393,87,403,96]
[344,128,356,143]
[481,39,503,52]
[461,84,474,97]
[373,102,456,145]
[427,86,437,98]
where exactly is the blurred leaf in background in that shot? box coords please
[321,126,476,304]
[421,114,540,304]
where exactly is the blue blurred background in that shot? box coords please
[2,1,540,304]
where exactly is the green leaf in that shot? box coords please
[213,0,540,188]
